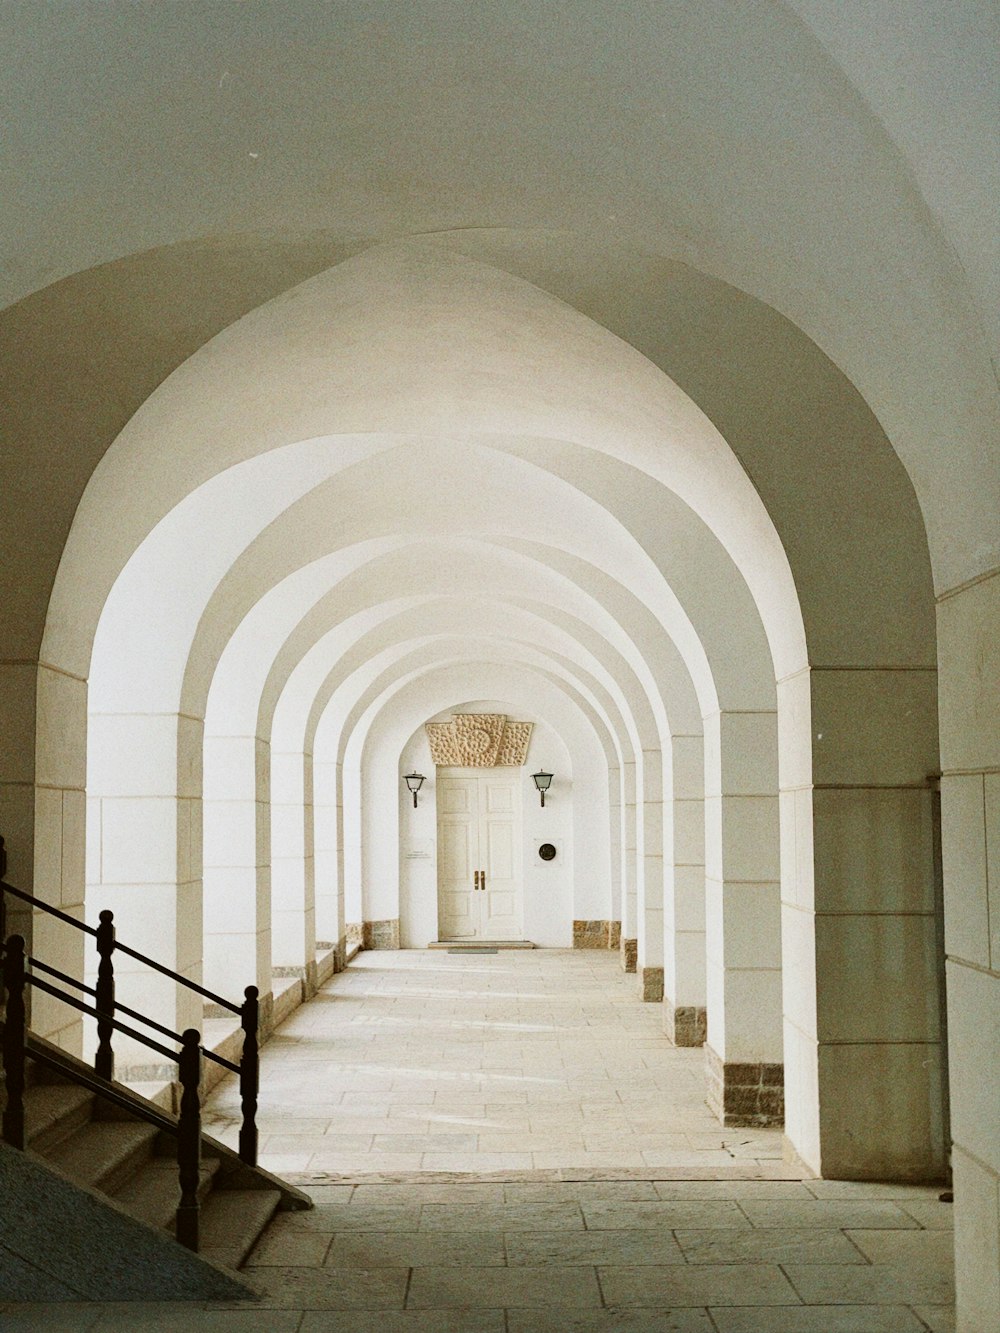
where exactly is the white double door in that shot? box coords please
[437,770,523,940]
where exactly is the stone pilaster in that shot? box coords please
[705,1044,784,1127]
[620,936,637,973]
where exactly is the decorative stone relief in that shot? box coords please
[425,713,533,766]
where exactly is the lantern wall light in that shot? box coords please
[532,770,553,807]
[403,772,426,807]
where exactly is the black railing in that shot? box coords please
[0,837,260,1252]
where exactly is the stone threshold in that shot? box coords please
[427,939,537,950]
[289,1162,808,1186]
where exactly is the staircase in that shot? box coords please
[0,841,312,1301]
[23,1039,302,1274]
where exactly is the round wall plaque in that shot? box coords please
[538,842,557,861]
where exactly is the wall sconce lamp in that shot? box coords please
[532,770,553,807]
[403,772,426,807]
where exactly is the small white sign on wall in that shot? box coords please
[405,838,434,861]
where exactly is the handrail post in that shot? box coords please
[175,1029,202,1252]
[2,936,27,1148]
[238,985,259,1166]
[0,833,7,941]
[94,910,116,1081]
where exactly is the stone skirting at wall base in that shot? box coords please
[663,999,707,1047]
[639,966,664,1002]
[705,1043,784,1127]
[362,918,400,950]
[346,923,363,953]
[572,919,618,949]
[620,937,637,973]
[273,958,319,998]
[608,921,621,949]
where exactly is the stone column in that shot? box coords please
[937,568,1000,1331]
[780,664,944,1180]
[202,733,272,1028]
[620,759,637,972]
[270,747,317,994]
[87,711,203,1073]
[313,756,344,969]
[637,750,666,1001]
[663,732,706,1045]
[1,663,88,1053]
[703,711,783,1127]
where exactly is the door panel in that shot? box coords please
[437,770,523,941]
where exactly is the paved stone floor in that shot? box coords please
[0,950,955,1330]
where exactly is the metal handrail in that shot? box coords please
[0,833,260,1231]
[26,954,240,1072]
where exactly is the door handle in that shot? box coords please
[474,870,481,891]
[481,869,486,892]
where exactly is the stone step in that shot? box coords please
[25,1082,94,1154]
[199,1189,283,1271]
[44,1119,159,1195]
[111,1155,221,1233]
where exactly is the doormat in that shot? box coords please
[447,947,498,954]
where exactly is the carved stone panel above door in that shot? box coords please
[426,714,533,766]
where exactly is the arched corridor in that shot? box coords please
[1,5,996,1327]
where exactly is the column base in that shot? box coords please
[705,1044,784,1127]
[639,966,664,1002]
[346,922,363,953]
[362,918,400,950]
[663,1000,707,1046]
[573,919,617,948]
[620,937,637,973]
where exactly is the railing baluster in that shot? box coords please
[94,910,116,1081]
[2,936,27,1149]
[238,985,259,1166]
[175,1028,202,1252]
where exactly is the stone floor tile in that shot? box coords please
[782,1262,955,1305]
[599,1262,799,1306]
[238,1266,408,1309]
[896,1200,956,1230]
[374,1133,478,1151]
[506,1227,686,1266]
[673,1227,865,1264]
[406,1263,603,1308]
[245,1227,333,1265]
[533,1150,649,1168]
[505,1180,659,1202]
[421,1151,535,1171]
[709,1307,928,1332]
[276,1201,422,1231]
[804,1180,949,1200]
[309,1152,426,1172]
[844,1228,956,1269]
[910,1305,957,1332]
[326,1228,506,1267]
[0,1306,104,1332]
[739,1200,919,1229]
[507,1311,716,1332]
[352,1181,506,1204]
[653,1180,814,1201]
[419,1200,585,1231]
[582,1200,750,1230]
[299,1313,505,1332]
[90,1313,305,1332]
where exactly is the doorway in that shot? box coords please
[436,769,523,940]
